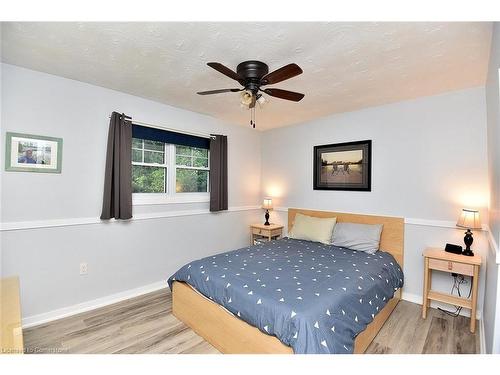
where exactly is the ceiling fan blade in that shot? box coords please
[260,63,303,85]
[207,62,243,82]
[263,88,305,102]
[197,89,242,95]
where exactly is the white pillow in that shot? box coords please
[331,222,383,254]
[288,213,337,244]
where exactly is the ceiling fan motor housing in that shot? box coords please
[237,61,269,92]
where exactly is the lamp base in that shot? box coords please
[462,229,474,256]
[462,248,474,257]
[264,209,270,226]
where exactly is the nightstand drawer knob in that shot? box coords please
[448,261,453,270]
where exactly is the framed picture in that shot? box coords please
[5,132,63,173]
[313,140,371,191]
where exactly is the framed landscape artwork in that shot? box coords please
[313,140,371,191]
[5,132,63,173]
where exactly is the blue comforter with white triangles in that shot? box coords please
[168,238,404,354]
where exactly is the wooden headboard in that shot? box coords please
[288,208,404,267]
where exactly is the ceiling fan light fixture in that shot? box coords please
[257,94,267,106]
[240,90,253,107]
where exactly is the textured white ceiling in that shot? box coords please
[1,22,493,130]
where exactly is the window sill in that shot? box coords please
[132,193,210,206]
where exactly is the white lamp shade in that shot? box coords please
[457,209,481,229]
[262,198,273,210]
[240,91,253,107]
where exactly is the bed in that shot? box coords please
[169,208,404,354]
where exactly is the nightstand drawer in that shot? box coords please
[428,258,474,276]
[252,227,268,235]
[270,228,282,237]
[252,227,282,236]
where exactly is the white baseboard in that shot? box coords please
[402,291,482,320]
[402,291,423,305]
[480,315,486,353]
[22,280,168,329]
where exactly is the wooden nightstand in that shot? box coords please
[422,247,481,333]
[250,223,283,245]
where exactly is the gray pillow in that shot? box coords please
[331,222,383,254]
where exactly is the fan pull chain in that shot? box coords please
[250,106,256,129]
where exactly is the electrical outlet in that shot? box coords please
[80,262,88,275]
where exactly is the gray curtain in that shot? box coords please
[100,112,133,220]
[209,134,228,212]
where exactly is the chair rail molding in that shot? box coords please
[274,206,489,230]
[0,205,261,232]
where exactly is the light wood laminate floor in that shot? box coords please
[23,288,479,354]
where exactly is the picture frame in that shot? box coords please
[313,140,371,191]
[5,132,63,173]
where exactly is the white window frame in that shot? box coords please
[174,144,210,193]
[132,141,210,205]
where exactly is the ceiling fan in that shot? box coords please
[197,61,305,128]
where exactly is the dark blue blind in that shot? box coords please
[132,124,210,149]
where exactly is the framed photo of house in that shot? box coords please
[313,140,371,191]
[5,132,63,173]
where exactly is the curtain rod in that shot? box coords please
[110,115,218,139]
[133,120,217,139]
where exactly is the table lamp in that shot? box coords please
[456,208,481,256]
[262,198,273,226]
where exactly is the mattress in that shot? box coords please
[168,238,404,354]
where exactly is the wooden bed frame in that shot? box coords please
[172,208,404,354]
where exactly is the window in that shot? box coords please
[132,138,167,193]
[132,137,210,203]
[175,145,209,193]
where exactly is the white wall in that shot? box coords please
[486,24,500,248]
[484,22,500,354]
[0,64,262,321]
[261,87,490,320]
